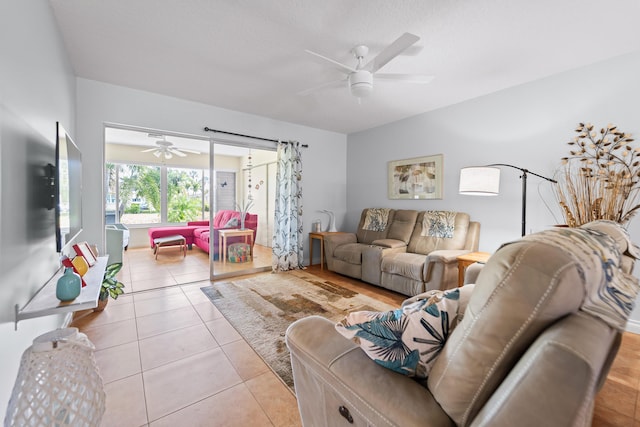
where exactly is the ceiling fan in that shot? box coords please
[300,32,434,99]
[141,135,200,159]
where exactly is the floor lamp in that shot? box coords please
[459,164,557,236]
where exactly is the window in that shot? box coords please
[106,162,209,225]
[167,167,209,222]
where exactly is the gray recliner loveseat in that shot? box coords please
[324,208,480,296]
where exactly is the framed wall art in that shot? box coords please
[388,154,443,200]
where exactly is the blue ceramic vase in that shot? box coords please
[56,267,81,302]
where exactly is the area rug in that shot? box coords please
[201,270,397,389]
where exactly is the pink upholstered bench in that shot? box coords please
[147,225,201,249]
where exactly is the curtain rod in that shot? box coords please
[203,127,308,147]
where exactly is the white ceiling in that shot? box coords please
[50,0,640,135]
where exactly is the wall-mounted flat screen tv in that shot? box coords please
[55,122,83,252]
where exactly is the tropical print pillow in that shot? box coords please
[362,208,391,232]
[422,210,456,238]
[335,285,473,378]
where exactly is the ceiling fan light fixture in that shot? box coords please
[153,151,162,158]
[349,70,373,98]
[164,151,172,159]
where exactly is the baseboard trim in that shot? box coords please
[626,319,640,334]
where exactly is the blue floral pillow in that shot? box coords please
[335,285,474,378]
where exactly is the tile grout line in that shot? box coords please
[131,286,152,427]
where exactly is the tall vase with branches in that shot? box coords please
[236,199,254,230]
[554,122,640,227]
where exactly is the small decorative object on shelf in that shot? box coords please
[55,267,81,302]
[61,256,87,287]
[5,328,105,426]
[71,255,89,277]
[554,122,640,226]
[319,209,337,232]
[73,241,97,266]
[96,263,125,312]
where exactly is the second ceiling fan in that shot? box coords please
[141,135,201,159]
[300,32,434,99]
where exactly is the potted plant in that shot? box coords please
[554,122,640,227]
[95,262,125,312]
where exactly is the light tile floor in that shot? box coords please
[71,280,301,426]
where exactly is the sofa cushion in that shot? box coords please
[387,209,419,243]
[193,227,209,240]
[421,211,456,238]
[362,208,391,232]
[408,211,470,255]
[336,285,475,378]
[356,209,397,244]
[427,239,585,426]
[334,243,367,265]
[381,252,426,282]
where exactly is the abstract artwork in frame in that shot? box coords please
[388,154,443,200]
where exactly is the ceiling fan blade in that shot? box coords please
[297,78,347,96]
[141,148,157,152]
[178,148,201,154]
[365,32,420,73]
[375,73,435,84]
[168,148,187,157]
[304,49,356,74]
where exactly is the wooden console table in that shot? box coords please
[309,231,347,269]
[218,228,254,263]
[456,251,491,286]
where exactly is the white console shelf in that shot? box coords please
[15,256,109,329]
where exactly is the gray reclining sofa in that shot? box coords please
[324,208,480,296]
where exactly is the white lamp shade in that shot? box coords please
[459,166,500,195]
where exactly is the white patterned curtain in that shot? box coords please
[272,141,304,271]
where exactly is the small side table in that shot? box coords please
[456,251,491,286]
[309,231,347,269]
[218,229,254,263]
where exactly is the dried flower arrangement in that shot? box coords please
[554,122,640,227]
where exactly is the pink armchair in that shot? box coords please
[191,210,258,258]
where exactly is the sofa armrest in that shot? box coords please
[422,250,471,292]
[470,312,619,427]
[426,249,470,264]
[371,238,407,249]
[286,316,454,427]
[324,233,357,250]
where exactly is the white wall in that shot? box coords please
[347,51,640,327]
[76,79,347,262]
[0,1,77,413]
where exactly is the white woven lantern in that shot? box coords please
[4,328,106,427]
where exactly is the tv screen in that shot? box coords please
[55,122,83,253]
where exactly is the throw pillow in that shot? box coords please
[223,217,239,228]
[362,208,391,232]
[335,284,474,378]
[421,211,456,238]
